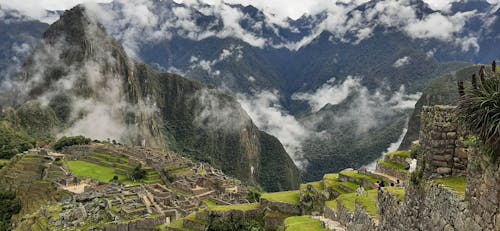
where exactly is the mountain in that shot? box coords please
[0,7,48,82]
[0,6,300,192]
[399,65,482,150]
[1,0,499,182]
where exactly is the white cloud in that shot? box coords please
[237,90,310,169]
[188,44,243,77]
[0,0,112,23]
[2,0,488,57]
[291,76,361,112]
[293,77,421,134]
[393,56,411,68]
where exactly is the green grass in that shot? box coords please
[340,170,378,184]
[341,181,359,191]
[185,212,208,225]
[378,160,407,172]
[325,200,337,211]
[67,161,126,183]
[323,174,349,194]
[388,150,411,158]
[209,203,260,212]
[434,176,467,197]
[385,187,405,201]
[300,181,324,191]
[261,190,300,205]
[168,218,188,231]
[284,216,328,231]
[203,199,217,207]
[333,190,379,219]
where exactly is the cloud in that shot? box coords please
[404,12,474,40]
[188,44,244,77]
[393,56,411,68]
[291,76,361,112]
[3,0,482,55]
[0,0,112,23]
[193,88,250,132]
[237,90,310,169]
[0,9,160,145]
[293,76,421,134]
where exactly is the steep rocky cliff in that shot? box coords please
[2,6,300,191]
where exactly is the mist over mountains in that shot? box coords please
[0,0,499,181]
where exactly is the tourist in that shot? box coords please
[396,179,401,187]
[409,159,417,173]
[375,181,380,190]
[357,185,366,196]
[390,182,394,187]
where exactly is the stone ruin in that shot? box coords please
[420,106,469,178]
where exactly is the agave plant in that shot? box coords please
[457,61,500,154]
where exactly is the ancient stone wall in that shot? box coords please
[465,148,499,231]
[420,106,468,178]
[378,183,483,231]
[323,202,376,231]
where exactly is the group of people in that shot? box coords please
[356,179,403,196]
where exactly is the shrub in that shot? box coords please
[0,191,21,231]
[0,122,36,159]
[53,136,91,151]
[458,63,500,155]
[131,164,146,181]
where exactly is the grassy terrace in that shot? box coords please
[261,190,300,205]
[388,150,411,158]
[327,189,379,219]
[340,170,378,184]
[284,216,328,231]
[185,212,208,225]
[378,160,407,172]
[434,176,467,197]
[300,181,324,191]
[67,160,125,183]
[209,203,260,212]
[385,187,405,201]
[323,174,349,194]
[168,218,188,231]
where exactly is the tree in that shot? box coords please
[0,191,21,231]
[131,164,146,181]
[53,136,91,151]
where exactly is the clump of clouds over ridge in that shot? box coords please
[2,0,497,55]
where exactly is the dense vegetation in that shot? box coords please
[53,136,91,151]
[0,191,21,231]
[131,164,147,181]
[457,62,500,154]
[0,121,35,159]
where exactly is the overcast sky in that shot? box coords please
[2,0,499,23]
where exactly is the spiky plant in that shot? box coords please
[457,62,500,155]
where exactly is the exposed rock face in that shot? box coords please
[420,106,468,178]
[5,6,300,191]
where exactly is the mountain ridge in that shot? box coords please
[1,5,300,191]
